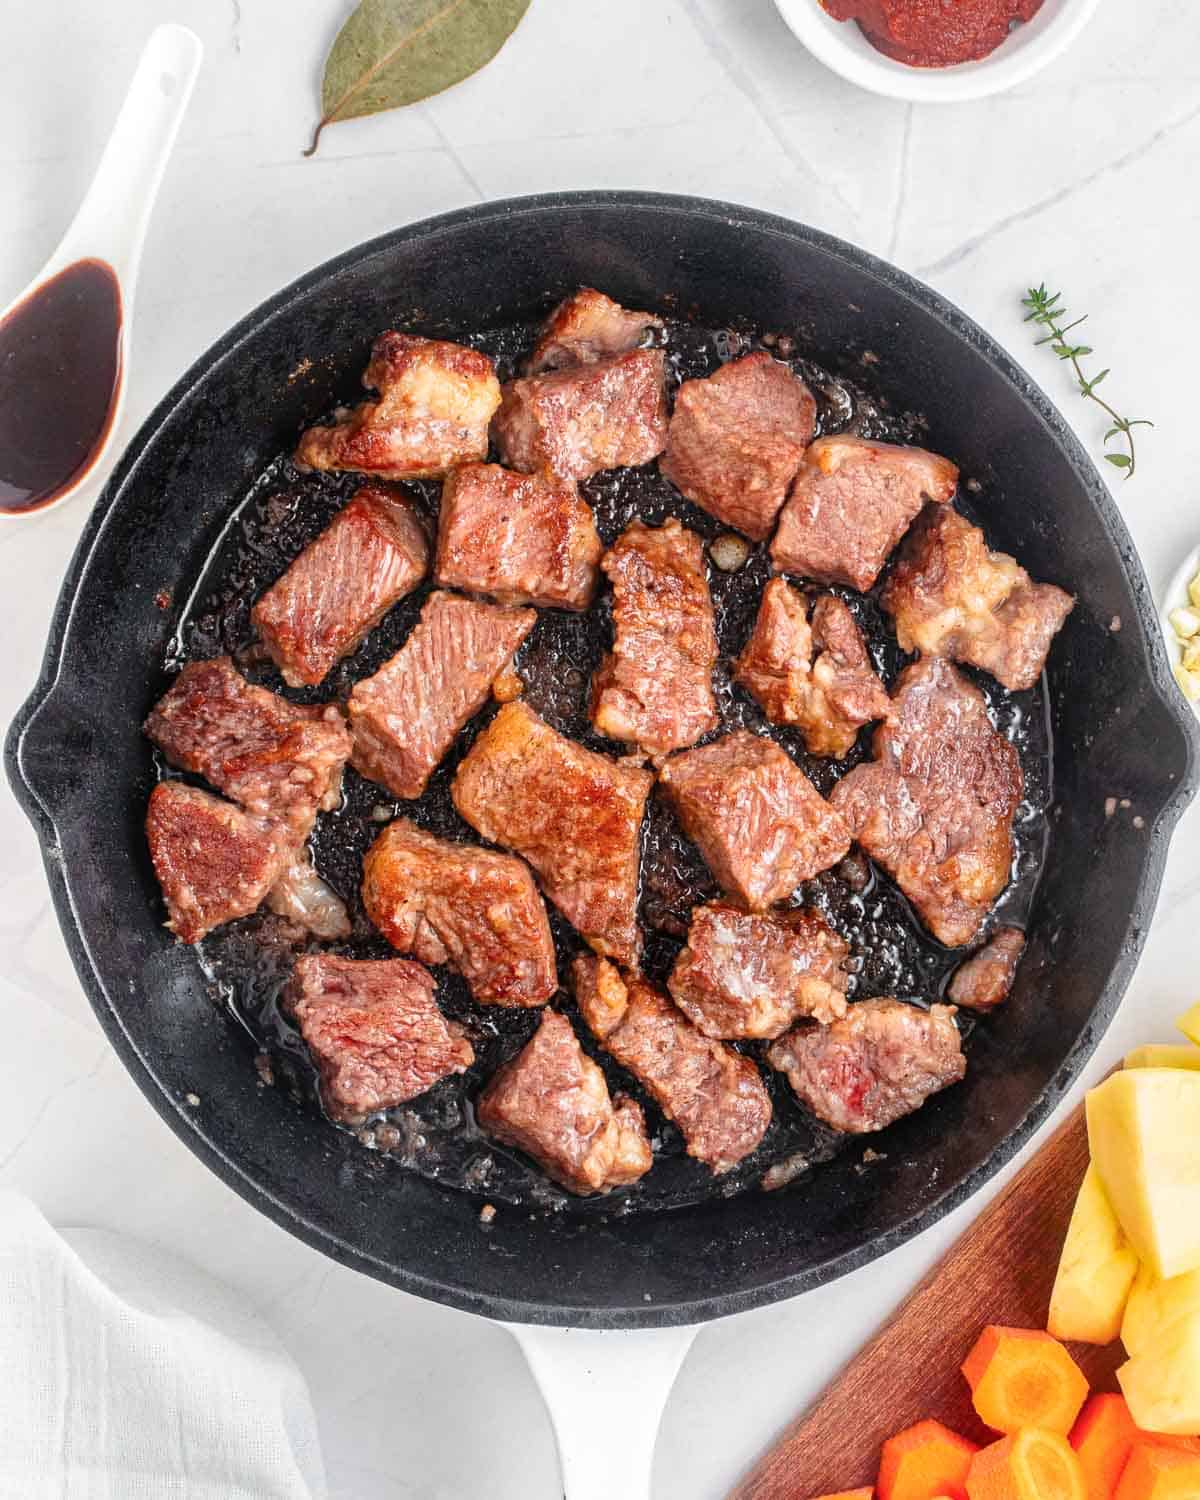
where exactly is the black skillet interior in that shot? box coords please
[7,193,1197,1328]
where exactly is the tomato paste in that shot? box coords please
[820,0,1045,67]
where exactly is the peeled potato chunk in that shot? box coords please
[1125,1044,1200,1072]
[1048,1163,1139,1345]
[1176,1003,1200,1048]
[1118,1315,1200,1436]
[1086,1070,1200,1280]
[1123,1261,1200,1357]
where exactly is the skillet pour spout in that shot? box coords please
[6,192,1199,1330]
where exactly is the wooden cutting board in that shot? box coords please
[730,1100,1121,1500]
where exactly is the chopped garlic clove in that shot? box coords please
[1184,640,1200,672]
[1175,664,1200,702]
[1170,606,1200,640]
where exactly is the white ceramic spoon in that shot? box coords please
[0,24,202,523]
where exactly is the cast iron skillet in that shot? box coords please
[7,192,1197,1329]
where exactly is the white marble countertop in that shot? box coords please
[3,2,1199,1495]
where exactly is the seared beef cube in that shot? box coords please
[146,782,292,944]
[252,485,429,687]
[284,953,473,1123]
[478,1010,652,1193]
[767,998,965,1134]
[295,333,500,480]
[528,288,661,373]
[266,854,351,940]
[882,505,1074,692]
[660,353,817,540]
[771,435,958,591]
[144,657,351,839]
[829,658,1023,947]
[435,463,602,611]
[734,580,890,758]
[659,731,850,910]
[948,926,1026,1012]
[452,702,652,966]
[348,591,535,800]
[574,957,772,1173]
[362,818,556,1008]
[493,349,668,481]
[590,518,718,759]
[668,903,849,1039]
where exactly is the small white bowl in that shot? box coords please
[772,0,1102,102]
[1161,544,1200,723]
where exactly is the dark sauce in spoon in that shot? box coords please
[0,257,122,515]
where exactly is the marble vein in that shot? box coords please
[680,0,858,222]
[917,99,1200,278]
[887,104,914,262]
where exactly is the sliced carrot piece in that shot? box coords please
[966,1429,1086,1500]
[962,1326,1090,1435]
[1072,1393,1140,1499]
[1113,1444,1200,1500]
[878,1418,979,1500]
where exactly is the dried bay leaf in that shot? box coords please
[305,0,531,156]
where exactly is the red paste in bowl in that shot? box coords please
[820,0,1046,66]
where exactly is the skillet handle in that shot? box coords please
[508,1322,697,1499]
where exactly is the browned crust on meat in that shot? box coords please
[771,435,958,591]
[573,957,772,1172]
[295,333,500,480]
[948,926,1026,1011]
[528,288,662,374]
[590,518,719,759]
[882,505,1075,692]
[348,592,535,800]
[660,353,817,540]
[766,998,965,1134]
[451,702,652,966]
[477,1010,652,1193]
[145,781,293,944]
[362,817,556,1007]
[283,953,473,1123]
[659,730,851,909]
[252,485,429,687]
[434,463,602,611]
[734,580,890,758]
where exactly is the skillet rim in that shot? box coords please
[7,190,1199,1328]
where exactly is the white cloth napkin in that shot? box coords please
[0,1193,325,1500]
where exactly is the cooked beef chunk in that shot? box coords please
[284,954,473,1124]
[348,591,535,800]
[948,926,1026,1012]
[590,518,719,759]
[528,288,662,374]
[882,505,1075,692]
[362,818,556,1008]
[771,435,958,591]
[734,580,890,758]
[573,957,772,1172]
[434,463,602,611]
[493,348,668,481]
[144,657,351,840]
[477,1010,652,1193]
[252,485,429,687]
[659,730,850,910]
[295,333,500,480]
[660,353,817,540]
[668,903,849,1039]
[452,702,652,966]
[146,782,292,944]
[829,657,1023,947]
[266,854,351,940]
[767,998,965,1133]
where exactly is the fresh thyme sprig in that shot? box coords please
[1022,284,1153,479]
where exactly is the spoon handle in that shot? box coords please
[49,24,203,292]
